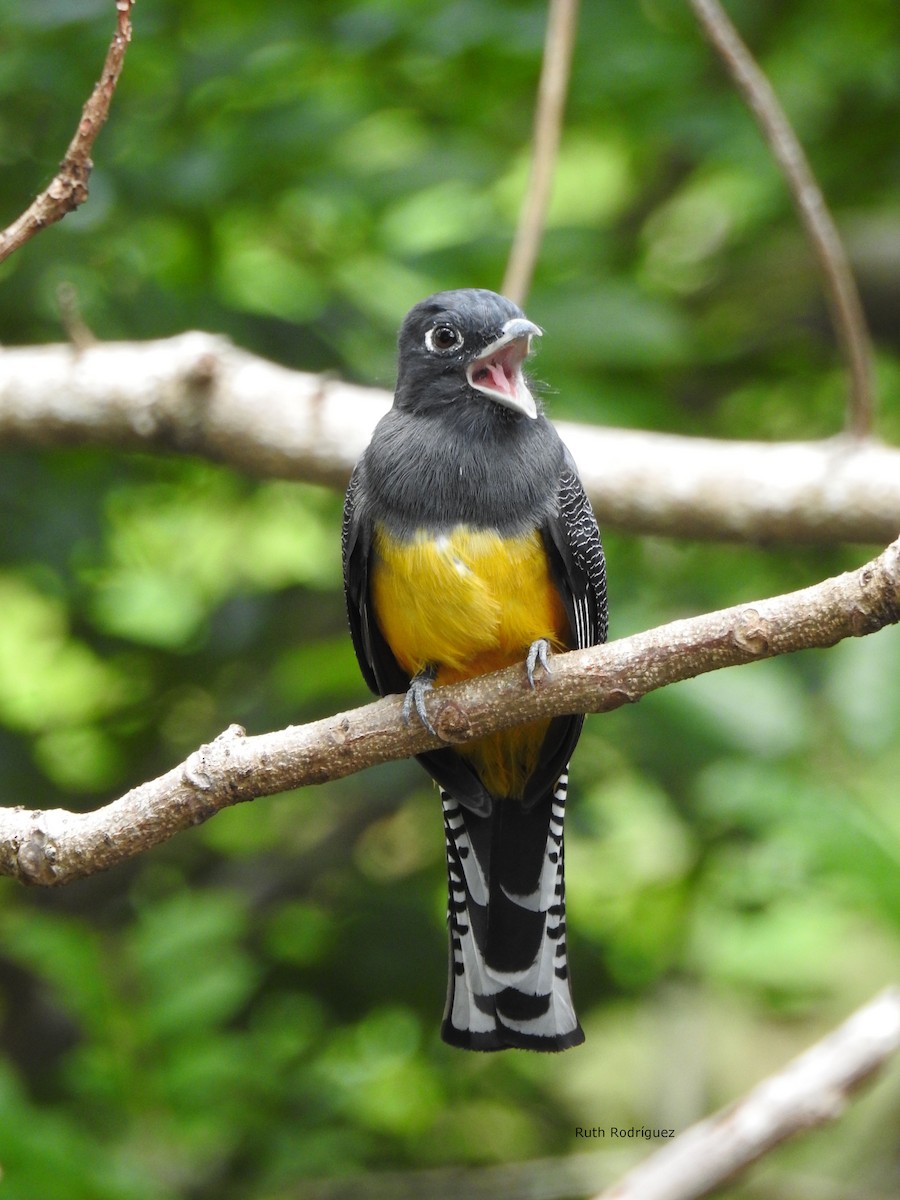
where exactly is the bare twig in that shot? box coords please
[1,334,898,543]
[0,0,135,265]
[594,987,900,1200]
[56,282,97,352]
[1,536,897,886]
[687,0,875,437]
[502,0,580,306]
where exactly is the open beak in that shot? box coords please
[466,317,542,419]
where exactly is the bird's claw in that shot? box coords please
[526,638,552,688]
[402,669,437,735]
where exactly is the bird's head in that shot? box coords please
[394,288,543,420]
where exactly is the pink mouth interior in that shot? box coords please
[470,344,521,397]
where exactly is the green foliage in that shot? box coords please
[0,1,898,1197]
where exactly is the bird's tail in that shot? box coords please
[440,771,584,1051]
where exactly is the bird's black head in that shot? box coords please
[394,288,542,420]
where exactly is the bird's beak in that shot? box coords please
[466,317,542,419]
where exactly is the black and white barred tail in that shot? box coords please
[440,770,584,1052]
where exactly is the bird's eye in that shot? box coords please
[425,324,463,354]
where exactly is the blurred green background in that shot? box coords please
[0,0,899,1196]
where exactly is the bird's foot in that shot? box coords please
[402,667,438,735]
[526,638,552,689]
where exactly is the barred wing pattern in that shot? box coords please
[554,457,608,651]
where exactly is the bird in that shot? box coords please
[342,288,607,1051]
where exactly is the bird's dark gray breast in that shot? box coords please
[362,405,564,538]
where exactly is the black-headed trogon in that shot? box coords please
[342,289,607,1051]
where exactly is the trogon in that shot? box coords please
[342,288,607,1051]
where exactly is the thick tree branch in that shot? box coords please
[0,0,135,265]
[1,334,898,543]
[2,537,897,887]
[502,0,580,306]
[688,0,875,438]
[594,986,900,1200]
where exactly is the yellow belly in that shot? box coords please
[371,523,569,796]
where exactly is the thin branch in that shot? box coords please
[1,334,898,543]
[501,0,580,306]
[593,986,900,1200]
[56,281,97,351]
[0,0,135,265]
[687,0,875,438]
[2,536,897,887]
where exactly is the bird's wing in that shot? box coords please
[342,459,408,698]
[544,445,608,651]
[518,449,607,810]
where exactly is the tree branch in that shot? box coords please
[1,333,899,543]
[0,0,135,265]
[687,0,875,438]
[593,986,900,1200]
[2,536,897,887]
[502,0,580,306]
